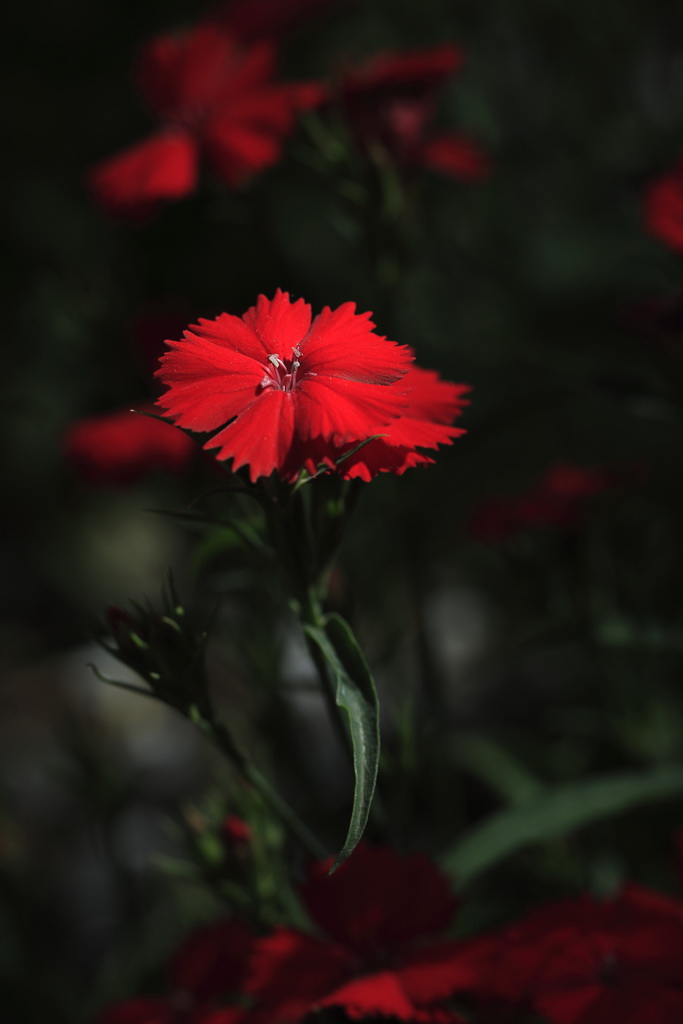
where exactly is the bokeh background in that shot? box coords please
[4,1,683,1021]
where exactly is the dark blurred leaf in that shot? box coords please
[445,763,683,884]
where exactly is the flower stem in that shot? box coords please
[197,706,328,861]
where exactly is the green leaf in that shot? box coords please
[304,613,380,872]
[444,764,683,885]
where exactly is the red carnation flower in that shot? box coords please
[89,20,321,214]
[469,463,614,542]
[644,159,683,252]
[155,289,466,483]
[64,405,195,484]
[333,45,488,181]
[243,843,472,1022]
[461,884,683,1024]
[97,920,252,1024]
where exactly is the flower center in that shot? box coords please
[259,348,304,393]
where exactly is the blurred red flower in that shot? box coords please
[244,843,471,1022]
[89,19,321,214]
[469,463,614,542]
[644,159,683,252]
[461,884,683,1024]
[334,45,488,180]
[64,405,195,484]
[155,289,466,483]
[97,920,252,1023]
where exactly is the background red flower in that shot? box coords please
[64,406,195,484]
[97,920,253,1024]
[89,20,321,214]
[469,463,616,541]
[333,45,488,180]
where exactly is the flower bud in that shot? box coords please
[102,582,207,713]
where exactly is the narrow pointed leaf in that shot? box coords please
[304,613,380,871]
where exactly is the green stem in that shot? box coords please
[97,672,328,861]
[201,709,327,861]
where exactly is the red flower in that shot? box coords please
[244,843,472,1022]
[97,920,252,1024]
[461,885,683,1024]
[469,463,614,542]
[333,46,488,180]
[155,289,466,483]
[89,20,321,214]
[644,159,683,252]
[64,405,195,484]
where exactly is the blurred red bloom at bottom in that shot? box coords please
[97,920,253,1024]
[469,463,615,542]
[96,848,476,1024]
[64,405,195,485]
[244,843,473,1022]
[461,884,683,1024]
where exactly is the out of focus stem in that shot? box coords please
[196,704,327,860]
